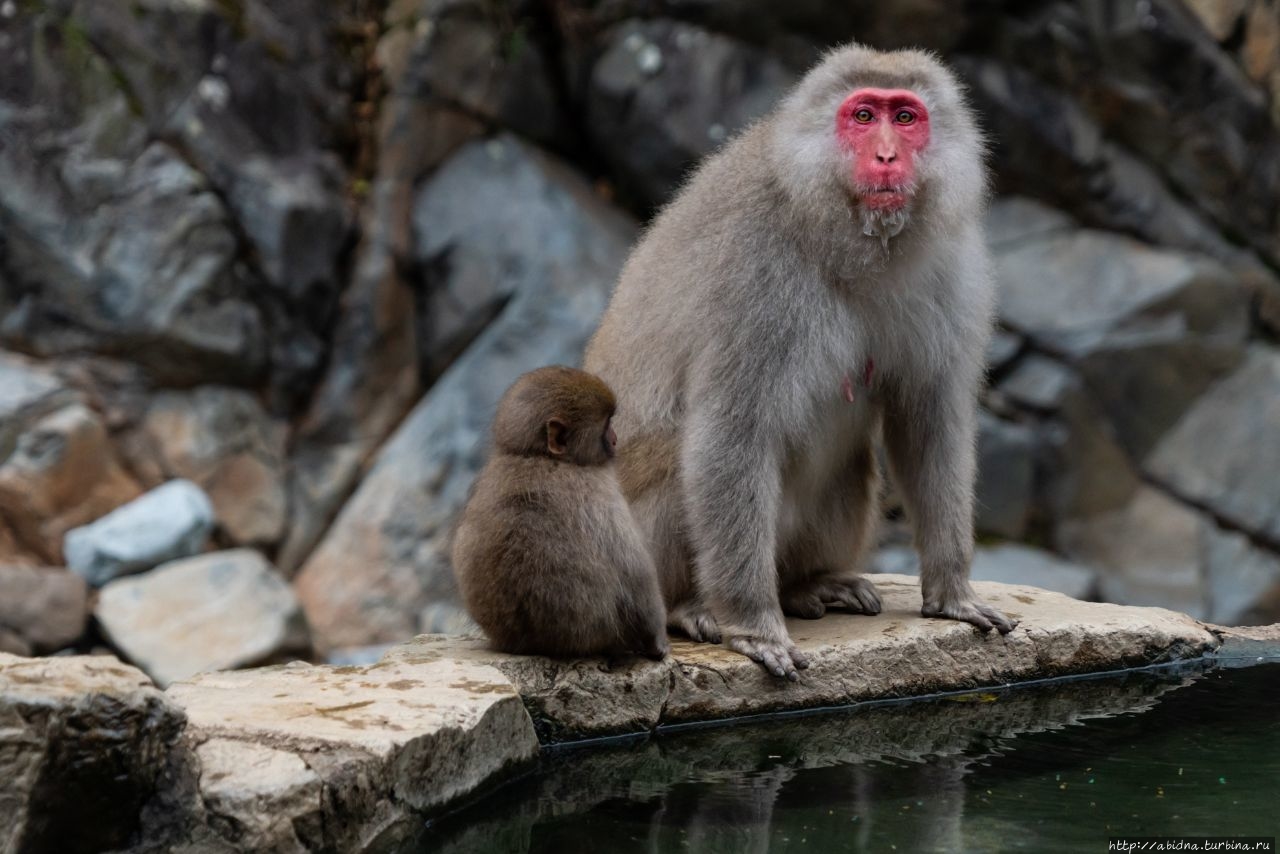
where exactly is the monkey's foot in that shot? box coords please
[728,634,810,681]
[644,633,672,661]
[668,602,722,644]
[922,589,1018,634]
[782,576,882,619]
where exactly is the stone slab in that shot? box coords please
[385,574,1218,741]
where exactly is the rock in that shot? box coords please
[957,57,1274,278]
[1185,0,1250,41]
[194,739,323,853]
[0,652,185,853]
[295,135,637,652]
[1146,347,1280,544]
[966,3,1280,271]
[63,479,214,587]
[385,574,1217,741]
[984,330,1023,374]
[167,657,538,850]
[1204,526,1280,626]
[1045,381,1142,520]
[975,413,1037,539]
[96,549,309,687]
[985,196,1075,249]
[125,387,288,547]
[0,565,88,653]
[994,229,1250,359]
[586,19,795,208]
[1058,487,1209,618]
[0,402,142,564]
[0,350,76,447]
[1075,331,1246,459]
[870,545,1097,601]
[998,354,1074,412]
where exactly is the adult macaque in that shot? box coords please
[453,366,670,660]
[585,45,1015,680]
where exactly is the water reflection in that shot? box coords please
[414,662,1280,853]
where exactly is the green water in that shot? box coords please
[418,661,1280,853]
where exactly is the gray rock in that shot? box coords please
[1204,526,1280,626]
[386,574,1217,741]
[0,351,75,448]
[975,413,1037,539]
[96,549,309,687]
[870,545,1097,601]
[1046,381,1142,520]
[0,652,185,853]
[64,479,215,586]
[1076,331,1245,459]
[0,565,88,653]
[294,135,637,652]
[1058,487,1208,618]
[168,656,539,851]
[984,330,1023,374]
[587,19,795,207]
[998,354,1074,412]
[1146,347,1280,544]
[995,229,1249,358]
[985,196,1075,249]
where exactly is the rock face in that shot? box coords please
[168,656,539,852]
[63,479,215,587]
[1147,347,1280,544]
[96,549,309,687]
[0,564,89,655]
[294,135,637,653]
[586,19,795,208]
[386,574,1215,741]
[0,653,185,854]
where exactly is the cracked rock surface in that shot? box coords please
[384,574,1220,742]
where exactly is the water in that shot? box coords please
[418,660,1280,853]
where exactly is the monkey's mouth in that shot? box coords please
[860,186,911,211]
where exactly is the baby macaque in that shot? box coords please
[453,366,670,660]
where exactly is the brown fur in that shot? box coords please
[584,45,1016,680]
[453,366,669,659]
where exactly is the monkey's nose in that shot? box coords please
[875,149,897,164]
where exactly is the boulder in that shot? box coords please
[985,196,1075,250]
[1058,487,1209,618]
[295,135,637,652]
[1146,347,1280,544]
[96,549,309,687]
[0,564,89,653]
[998,354,1074,412]
[0,652,185,854]
[994,229,1249,359]
[975,413,1037,539]
[586,19,795,208]
[385,574,1216,741]
[63,479,214,587]
[124,387,288,547]
[871,545,1097,602]
[167,656,538,851]
[0,402,142,564]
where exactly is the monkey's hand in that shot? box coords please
[922,584,1018,634]
[727,634,810,682]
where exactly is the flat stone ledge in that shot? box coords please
[384,575,1221,742]
[167,657,538,851]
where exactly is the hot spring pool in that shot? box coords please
[414,659,1280,853]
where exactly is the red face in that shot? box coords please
[836,88,931,211]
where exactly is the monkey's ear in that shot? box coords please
[546,418,569,456]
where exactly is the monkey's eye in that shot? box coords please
[895,110,916,125]
[853,108,873,124]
